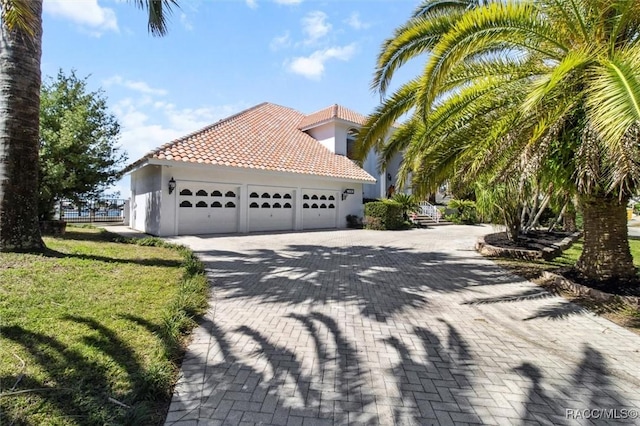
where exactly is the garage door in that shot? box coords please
[302,190,338,229]
[177,184,239,235]
[248,187,294,232]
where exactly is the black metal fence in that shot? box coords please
[58,199,126,224]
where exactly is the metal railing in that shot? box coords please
[419,201,441,223]
[58,199,126,224]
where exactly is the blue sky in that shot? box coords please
[41,0,423,196]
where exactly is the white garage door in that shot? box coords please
[177,184,239,235]
[302,189,338,229]
[248,187,294,232]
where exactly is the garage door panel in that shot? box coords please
[248,186,294,232]
[178,184,239,235]
[303,189,338,230]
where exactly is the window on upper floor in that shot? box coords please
[346,128,358,160]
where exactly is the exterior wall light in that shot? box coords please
[168,177,176,194]
[342,188,354,200]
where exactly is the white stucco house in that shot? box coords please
[124,102,401,236]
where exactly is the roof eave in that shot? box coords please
[299,117,363,132]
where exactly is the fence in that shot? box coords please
[58,199,127,224]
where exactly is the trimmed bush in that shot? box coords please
[364,200,404,230]
[446,199,478,224]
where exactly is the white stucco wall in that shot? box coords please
[305,123,337,153]
[129,162,367,236]
[130,164,162,234]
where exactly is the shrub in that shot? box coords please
[364,201,404,230]
[346,214,363,229]
[446,199,478,224]
[391,193,420,220]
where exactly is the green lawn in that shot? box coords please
[0,227,209,425]
[550,237,640,268]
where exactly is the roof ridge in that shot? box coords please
[151,102,300,155]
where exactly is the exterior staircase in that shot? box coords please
[413,201,454,227]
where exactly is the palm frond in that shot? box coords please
[353,79,419,163]
[1,0,38,36]
[586,47,640,150]
[129,0,178,36]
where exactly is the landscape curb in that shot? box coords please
[475,231,582,261]
[542,270,640,309]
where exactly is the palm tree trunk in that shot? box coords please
[575,194,635,282]
[0,1,45,251]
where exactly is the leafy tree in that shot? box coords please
[0,0,178,252]
[38,71,126,220]
[355,0,640,284]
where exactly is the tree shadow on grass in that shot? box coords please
[41,248,183,268]
[1,316,172,425]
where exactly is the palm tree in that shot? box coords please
[0,0,177,251]
[356,0,640,283]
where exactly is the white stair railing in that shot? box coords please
[419,201,441,223]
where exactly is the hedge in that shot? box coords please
[364,201,404,230]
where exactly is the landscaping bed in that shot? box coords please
[484,232,640,333]
[476,230,580,260]
[0,227,209,425]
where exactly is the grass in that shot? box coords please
[0,226,209,425]
[495,238,640,333]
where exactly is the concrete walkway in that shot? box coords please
[159,226,640,425]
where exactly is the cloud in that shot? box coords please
[180,13,193,31]
[113,97,248,166]
[301,11,331,44]
[103,75,168,96]
[345,12,370,30]
[275,0,302,4]
[43,0,118,35]
[270,31,291,51]
[246,0,258,9]
[287,44,356,80]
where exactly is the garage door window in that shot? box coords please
[196,190,208,196]
[196,201,207,208]
[226,202,236,208]
[180,201,192,207]
[212,202,222,208]
[250,202,259,208]
[212,190,222,197]
[250,192,259,198]
[180,189,192,196]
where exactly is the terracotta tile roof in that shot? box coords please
[128,102,376,182]
[298,104,368,129]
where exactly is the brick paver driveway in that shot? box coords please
[165,226,640,425]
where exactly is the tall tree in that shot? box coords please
[39,70,126,220]
[356,0,640,284]
[0,0,177,251]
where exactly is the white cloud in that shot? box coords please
[246,0,258,9]
[270,31,291,51]
[287,44,356,80]
[275,0,302,4]
[180,13,193,31]
[43,0,118,35]
[301,11,331,44]
[103,75,168,96]
[345,12,370,30]
[113,97,248,165]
